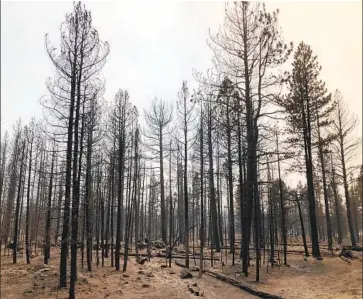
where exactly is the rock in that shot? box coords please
[188,283,202,296]
[80,278,89,284]
[151,239,165,249]
[138,270,145,274]
[136,256,148,265]
[142,283,150,288]
[37,268,50,275]
[189,265,199,272]
[34,266,50,279]
[174,244,185,254]
[160,264,167,268]
[123,273,130,278]
[180,268,193,279]
[169,269,176,274]
[124,281,129,285]
[136,277,141,281]
[147,272,154,277]
[33,264,49,272]
[342,250,356,259]
[24,290,34,294]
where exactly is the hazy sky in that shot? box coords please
[1,1,362,185]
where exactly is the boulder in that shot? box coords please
[180,268,193,279]
[136,257,148,265]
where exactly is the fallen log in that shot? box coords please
[209,244,331,250]
[203,269,283,299]
[343,245,363,252]
[120,252,220,261]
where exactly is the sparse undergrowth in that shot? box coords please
[1,247,362,299]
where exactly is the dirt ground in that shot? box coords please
[1,245,362,299]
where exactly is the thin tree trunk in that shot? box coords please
[44,145,56,264]
[169,142,173,268]
[207,102,220,252]
[25,132,34,264]
[13,138,26,264]
[276,132,287,265]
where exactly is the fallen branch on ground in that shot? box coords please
[120,252,220,261]
[203,269,283,299]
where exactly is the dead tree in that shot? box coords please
[176,81,196,268]
[143,98,172,243]
[111,90,131,271]
[44,144,56,264]
[13,132,26,264]
[1,126,21,251]
[198,103,205,278]
[275,130,287,265]
[209,2,292,278]
[330,90,361,247]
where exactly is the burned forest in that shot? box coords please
[1,2,362,299]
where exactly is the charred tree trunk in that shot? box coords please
[13,137,26,264]
[276,132,287,265]
[296,193,309,257]
[207,101,220,252]
[198,106,204,277]
[44,145,56,264]
[25,130,34,264]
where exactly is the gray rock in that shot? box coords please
[33,264,49,273]
[180,268,193,279]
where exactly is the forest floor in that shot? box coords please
[0,244,362,299]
